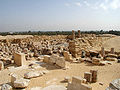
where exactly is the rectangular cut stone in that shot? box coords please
[111,48,114,54]
[101,47,105,57]
[67,76,92,90]
[72,76,83,84]
[90,70,98,83]
[14,53,26,66]
[84,72,92,83]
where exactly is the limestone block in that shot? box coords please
[107,54,118,58]
[43,55,50,63]
[49,54,58,65]
[110,48,114,54]
[106,57,117,61]
[106,79,120,90]
[14,53,26,66]
[24,71,43,79]
[14,78,30,89]
[72,76,83,84]
[63,51,73,61]
[11,74,18,84]
[67,76,92,90]
[56,57,66,68]
[84,72,92,83]
[90,70,98,83]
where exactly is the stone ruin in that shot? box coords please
[67,76,92,90]
[106,79,120,90]
[0,31,120,90]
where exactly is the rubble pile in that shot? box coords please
[0,30,119,90]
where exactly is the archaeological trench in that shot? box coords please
[0,30,120,90]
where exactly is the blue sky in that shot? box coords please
[0,0,120,32]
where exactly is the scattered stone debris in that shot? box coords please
[99,82,104,86]
[0,30,119,90]
[13,78,30,89]
[64,76,71,82]
[24,71,43,79]
[1,84,12,90]
[106,79,120,90]
[67,76,92,90]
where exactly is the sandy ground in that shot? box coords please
[0,61,120,90]
[27,61,120,90]
[103,36,120,52]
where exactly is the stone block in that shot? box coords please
[106,57,117,61]
[11,74,18,84]
[14,53,26,66]
[43,55,50,63]
[90,70,98,83]
[84,72,92,83]
[67,76,92,90]
[110,48,114,54]
[56,57,66,68]
[107,54,117,58]
[72,76,83,84]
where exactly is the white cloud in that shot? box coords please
[110,0,120,9]
[84,1,90,6]
[74,2,81,7]
[100,3,108,10]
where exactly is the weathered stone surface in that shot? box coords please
[63,51,73,61]
[90,70,98,83]
[1,84,12,90]
[24,71,43,79]
[107,54,118,58]
[49,54,58,65]
[106,57,117,61]
[89,50,99,57]
[64,76,70,82]
[14,52,26,66]
[11,74,18,84]
[92,58,101,65]
[106,79,120,90]
[100,47,105,57]
[43,55,50,63]
[56,57,66,68]
[0,61,4,70]
[14,78,30,88]
[109,79,120,89]
[67,76,92,90]
[42,85,67,90]
[84,72,92,83]
[110,48,114,54]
